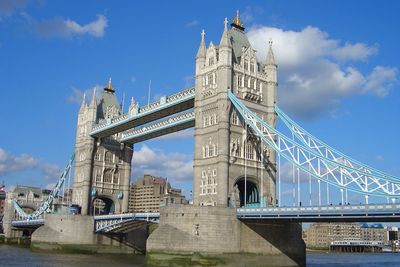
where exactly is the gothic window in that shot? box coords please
[208,73,213,85]
[95,153,101,161]
[245,143,254,160]
[212,169,217,177]
[210,114,215,125]
[244,59,249,71]
[232,111,239,125]
[209,145,215,157]
[105,152,113,163]
[250,61,255,73]
[113,172,119,184]
[79,153,86,161]
[212,72,216,84]
[205,146,209,158]
[207,176,212,185]
[104,170,112,183]
[95,169,102,182]
[202,147,207,158]
[204,116,209,127]
[209,57,214,66]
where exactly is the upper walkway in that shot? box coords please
[90,87,195,138]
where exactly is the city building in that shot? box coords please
[11,185,51,213]
[128,174,188,213]
[303,223,390,250]
[0,185,5,215]
[0,184,5,233]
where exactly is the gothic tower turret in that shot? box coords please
[193,12,277,207]
[72,79,133,215]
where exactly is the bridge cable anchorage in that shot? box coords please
[227,90,400,198]
[275,105,399,183]
[13,154,75,220]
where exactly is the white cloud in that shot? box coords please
[183,75,194,87]
[0,0,28,19]
[247,26,398,119]
[240,6,264,23]
[0,148,64,191]
[0,148,39,176]
[67,85,102,105]
[131,144,193,184]
[156,128,194,141]
[41,163,62,181]
[22,13,108,39]
[185,20,199,28]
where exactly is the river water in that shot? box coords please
[1,245,400,266]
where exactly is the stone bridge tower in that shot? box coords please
[72,79,133,215]
[193,13,277,207]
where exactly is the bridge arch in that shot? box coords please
[233,176,259,207]
[92,195,118,215]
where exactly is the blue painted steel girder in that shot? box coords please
[120,111,195,144]
[90,88,195,138]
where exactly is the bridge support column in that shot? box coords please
[147,205,305,266]
[31,214,148,254]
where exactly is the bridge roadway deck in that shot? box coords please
[10,204,400,230]
[90,87,194,138]
[237,204,400,222]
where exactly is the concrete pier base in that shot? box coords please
[31,214,148,254]
[147,205,305,267]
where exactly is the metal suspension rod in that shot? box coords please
[308,138,312,206]
[292,131,295,207]
[67,164,71,206]
[318,179,321,206]
[309,175,312,206]
[244,123,247,207]
[327,181,330,205]
[278,139,281,207]
[261,141,264,206]
[297,148,300,206]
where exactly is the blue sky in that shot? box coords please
[0,0,399,206]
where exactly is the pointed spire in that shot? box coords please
[89,87,97,108]
[79,93,87,112]
[267,39,276,66]
[104,77,115,92]
[219,17,231,48]
[231,10,244,31]
[196,29,206,59]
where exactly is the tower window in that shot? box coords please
[105,152,113,163]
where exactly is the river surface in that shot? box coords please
[2,245,400,266]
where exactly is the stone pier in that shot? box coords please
[147,205,306,267]
[31,214,148,254]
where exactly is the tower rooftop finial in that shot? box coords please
[231,10,244,31]
[104,77,115,93]
[224,17,228,31]
[267,38,276,66]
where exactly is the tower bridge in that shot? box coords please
[3,12,400,267]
